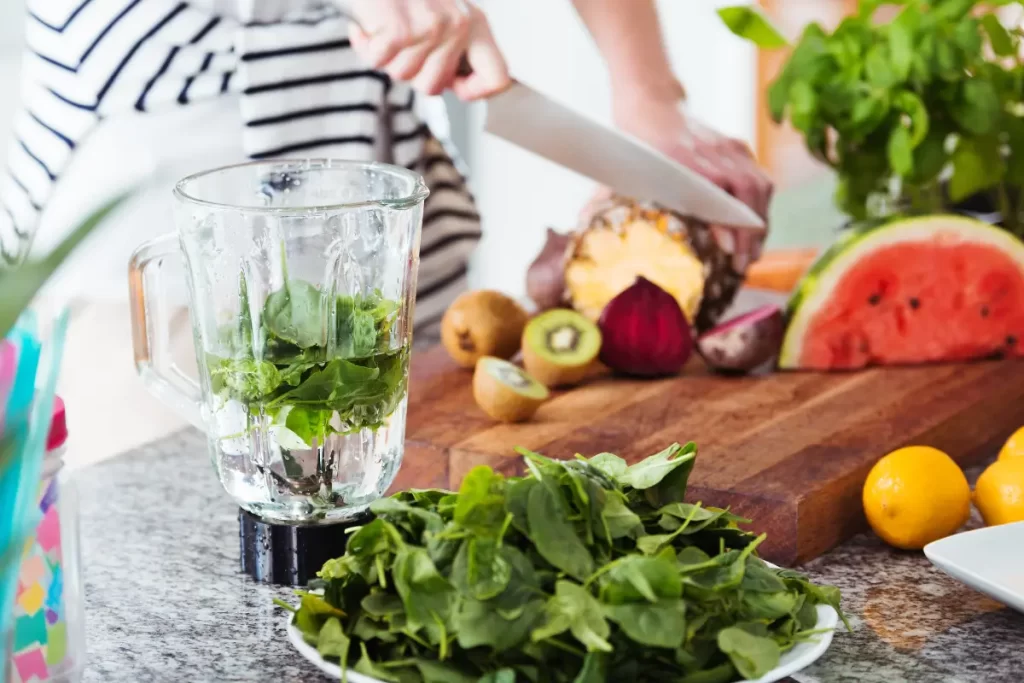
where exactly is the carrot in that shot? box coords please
[745,248,819,293]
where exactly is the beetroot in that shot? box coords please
[598,277,693,377]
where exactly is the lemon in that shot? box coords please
[998,426,1024,461]
[862,446,971,550]
[974,458,1024,527]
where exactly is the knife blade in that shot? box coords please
[483,81,766,230]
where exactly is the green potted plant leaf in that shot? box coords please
[0,192,132,339]
[720,0,1024,236]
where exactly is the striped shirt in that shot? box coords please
[3,0,481,339]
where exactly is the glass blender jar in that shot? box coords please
[129,160,427,530]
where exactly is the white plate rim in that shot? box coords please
[924,521,1024,612]
[285,604,838,683]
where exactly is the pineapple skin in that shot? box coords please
[563,196,743,332]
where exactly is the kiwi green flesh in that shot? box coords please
[482,358,549,399]
[525,312,601,365]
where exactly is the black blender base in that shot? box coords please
[238,508,370,586]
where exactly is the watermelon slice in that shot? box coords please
[780,215,1024,370]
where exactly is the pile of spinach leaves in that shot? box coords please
[280,443,848,683]
[721,1,1024,235]
[207,277,408,446]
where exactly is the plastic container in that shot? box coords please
[7,397,84,683]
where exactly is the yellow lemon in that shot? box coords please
[998,426,1024,461]
[974,458,1024,527]
[862,446,971,550]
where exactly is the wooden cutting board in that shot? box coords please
[391,346,1024,566]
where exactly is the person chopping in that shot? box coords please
[2,0,772,338]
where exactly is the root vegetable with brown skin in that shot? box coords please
[473,357,549,422]
[525,195,744,333]
[441,290,528,368]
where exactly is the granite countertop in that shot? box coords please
[79,430,1024,683]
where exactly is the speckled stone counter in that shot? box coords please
[78,429,1024,683]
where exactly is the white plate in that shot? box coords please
[924,521,1024,614]
[286,604,838,683]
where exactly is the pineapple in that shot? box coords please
[562,196,743,332]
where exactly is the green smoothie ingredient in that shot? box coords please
[207,278,408,445]
[281,442,849,683]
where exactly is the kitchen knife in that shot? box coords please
[483,80,766,230]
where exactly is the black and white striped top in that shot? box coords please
[3,0,482,338]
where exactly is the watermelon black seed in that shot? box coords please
[909,298,920,310]
[868,294,881,305]
[981,306,990,318]
[1008,335,1017,347]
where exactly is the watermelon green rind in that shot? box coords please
[779,214,1024,369]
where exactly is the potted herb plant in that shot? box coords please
[720,0,1024,235]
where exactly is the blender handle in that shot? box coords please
[128,234,205,430]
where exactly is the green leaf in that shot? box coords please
[283,406,332,446]
[573,652,607,683]
[413,660,477,683]
[887,126,914,176]
[950,136,1004,201]
[788,81,818,132]
[454,597,545,652]
[952,16,983,56]
[865,44,898,88]
[850,95,890,137]
[600,554,682,604]
[676,662,737,683]
[588,452,628,480]
[618,442,696,491]
[336,295,380,358]
[893,90,929,147]
[604,601,686,649]
[601,492,642,539]
[299,591,346,618]
[451,537,512,601]
[316,617,351,664]
[887,21,913,82]
[740,590,802,621]
[478,670,517,683]
[392,547,455,644]
[263,279,324,349]
[454,466,508,535]
[1,191,132,339]
[526,479,595,581]
[210,358,281,402]
[951,80,1002,135]
[505,477,537,536]
[982,14,1015,56]
[717,6,789,49]
[533,581,612,653]
[717,626,781,679]
[353,643,401,682]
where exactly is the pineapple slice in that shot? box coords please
[565,211,706,323]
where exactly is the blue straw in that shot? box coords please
[0,309,69,655]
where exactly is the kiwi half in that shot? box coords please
[521,309,602,388]
[473,357,549,423]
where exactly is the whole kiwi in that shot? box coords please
[441,290,529,368]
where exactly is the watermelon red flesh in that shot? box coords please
[796,238,1024,369]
